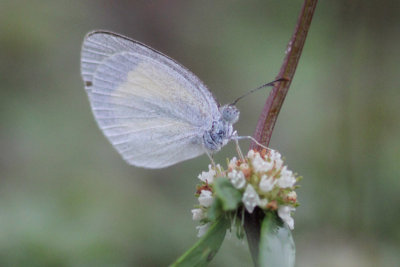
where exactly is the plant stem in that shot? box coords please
[246,0,318,265]
[244,208,265,266]
[250,0,319,150]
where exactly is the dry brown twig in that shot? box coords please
[251,0,319,150]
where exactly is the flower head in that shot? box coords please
[192,148,300,237]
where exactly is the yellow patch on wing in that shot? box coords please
[115,61,202,109]
[125,117,193,135]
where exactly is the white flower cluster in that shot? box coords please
[192,149,299,237]
[231,150,298,230]
[191,165,218,237]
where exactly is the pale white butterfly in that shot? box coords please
[81,31,280,168]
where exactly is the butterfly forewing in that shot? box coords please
[81,31,219,168]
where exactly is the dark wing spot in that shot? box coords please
[85,81,93,87]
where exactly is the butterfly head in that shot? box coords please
[220,105,240,124]
[203,105,239,152]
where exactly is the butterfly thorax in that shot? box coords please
[203,105,240,151]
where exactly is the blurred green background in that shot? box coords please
[1,0,399,266]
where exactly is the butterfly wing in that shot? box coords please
[81,31,219,168]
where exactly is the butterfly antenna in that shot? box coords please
[231,77,288,105]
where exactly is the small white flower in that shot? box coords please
[277,166,296,188]
[227,169,246,189]
[242,184,260,213]
[247,149,256,159]
[278,205,295,230]
[287,191,297,202]
[239,162,249,171]
[215,164,223,174]
[198,165,216,184]
[270,150,283,169]
[228,157,238,170]
[191,208,205,221]
[198,190,214,207]
[259,174,276,192]
[196,223,211,237]
[252,153,274,173]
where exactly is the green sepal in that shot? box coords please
[213,177,242,211]
[170,216,230,267]
[258,212,295,267]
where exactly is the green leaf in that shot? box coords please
[170,216,230,267]
[258,212,295,267]
[207,198,222,222]
[213,177,242,211]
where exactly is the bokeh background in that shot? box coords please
[1,0,399,266]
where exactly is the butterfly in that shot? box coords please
[81,31,280,168]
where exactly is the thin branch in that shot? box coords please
[251,0,318,150]
[245,1,318,265]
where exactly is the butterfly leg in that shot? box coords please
[205,150,216,169]
[234,135,271,151]
[235,135,272,150]
[232,131,245,160]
